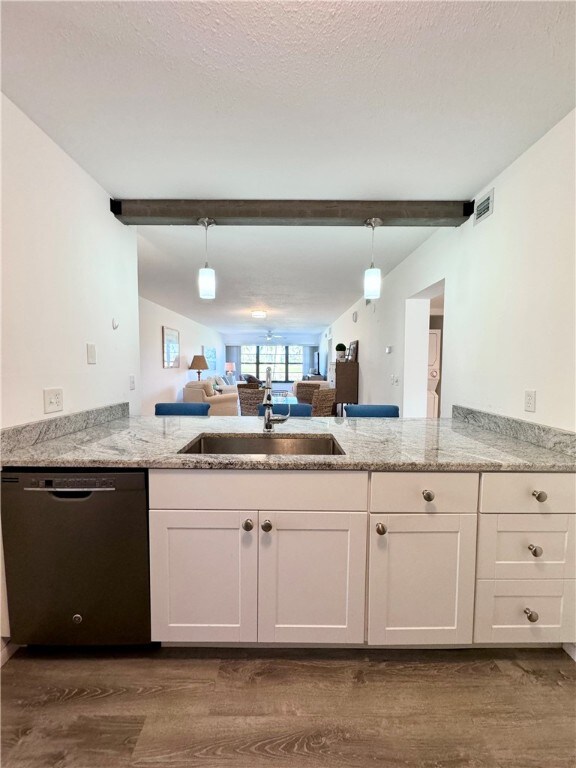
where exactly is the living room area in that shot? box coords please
[138,293,342,416]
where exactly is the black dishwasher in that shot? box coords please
[1,470,151,645]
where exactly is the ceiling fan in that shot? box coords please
[259,330,284,341]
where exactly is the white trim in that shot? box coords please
[563,643,576,662]
[1,641,19,667]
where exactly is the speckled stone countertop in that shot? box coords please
[2,416,575,472]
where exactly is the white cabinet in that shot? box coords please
[150,508,367,644]
[477,513,575,580]
[149,510,257,642]
[149,471,370,644]
[474,579,576,643]
[258,511,367,644]
[368,513,477,644]
[370,472,479,514]
[475,472,575,644]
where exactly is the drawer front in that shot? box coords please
[474,579,576,643]
[477,514,576,580]
[149,470,369,511]
[480,473,576,514]
[370,472,479,513]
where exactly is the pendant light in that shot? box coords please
[363,217,383,300]
[197,217,216,300]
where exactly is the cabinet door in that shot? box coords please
[258,511,367,643]
[149,510,257,642]
[368,514,477,645]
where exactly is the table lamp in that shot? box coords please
[190,354,209,380]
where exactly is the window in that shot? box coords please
[240,345,305,382]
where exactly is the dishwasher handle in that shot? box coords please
[24,487,116,493]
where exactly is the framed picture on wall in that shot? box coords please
[162,326,180,368]
[346,340,358,362]
[202,345,217,371]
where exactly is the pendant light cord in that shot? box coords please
[197,217,215,268]
[370,222,375,269]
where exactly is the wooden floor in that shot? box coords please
[1,647,575,767]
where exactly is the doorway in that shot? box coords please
[403,280,445,418]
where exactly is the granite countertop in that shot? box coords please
[1,415,574,472]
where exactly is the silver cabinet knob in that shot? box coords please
[242,519,254,532]
[261,520,273,533]
[72,614,83,624]
[375,522,388,536]
[422,489,435,502]
[528,544,543,557]
[532,490,548,503]
[524,608,539,623]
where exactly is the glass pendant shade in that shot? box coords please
[364,266,381,300]
[363,217,383,300]
[198,266,215,300]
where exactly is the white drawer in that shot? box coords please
[370,472,479,514]
[149,470,369,511]
[477,514,575,580]
[474,579,575,643]
[480,473,575,514]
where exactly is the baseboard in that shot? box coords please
[1,640,19,667]
[562,643,576,662]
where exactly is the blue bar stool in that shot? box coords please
[257,403,312,417]
[155,403,210,416]
[344,404,399,417]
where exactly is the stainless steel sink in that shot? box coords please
[179,434,345,455]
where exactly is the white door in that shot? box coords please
[258,511,367,643]
[368,514,477,644]
[149,509,258,642]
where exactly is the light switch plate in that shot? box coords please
[129,374,136,391]
[87,343,97,364]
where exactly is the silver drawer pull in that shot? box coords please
[528,544,543,558]
[242,519,253,532]
[375,523,388,536]
[524,608,539,623]
[422,489,435,502]
[261,520,272,533]
[532,490,548,503]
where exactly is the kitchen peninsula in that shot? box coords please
[2,404,575,651]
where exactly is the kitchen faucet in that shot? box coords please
[262,367,289,432]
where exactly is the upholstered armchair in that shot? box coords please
[183,381,239,415]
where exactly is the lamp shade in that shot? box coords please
[364,266,381,300]
[198,267,215,300]
[225,362,236,373]
[190,355,208,371]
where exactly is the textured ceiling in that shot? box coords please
[2,1,574,336]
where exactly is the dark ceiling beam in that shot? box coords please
[110,199,474,227]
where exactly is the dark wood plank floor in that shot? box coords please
[2,647,575,767]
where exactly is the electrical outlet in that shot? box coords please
[524,390,536,412]
[43,388,63,414]
[129,374,136,391]
[86,343,97,364]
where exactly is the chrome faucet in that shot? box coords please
[262,367,289,432]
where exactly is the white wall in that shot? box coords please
[139,297,225,414]
[322,110,576,431]
[1,96,140,427]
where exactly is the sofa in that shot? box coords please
[204,375,238,394]
[183,381,239,415]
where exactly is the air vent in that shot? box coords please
[1,476,19,483]
[474,188,494,225]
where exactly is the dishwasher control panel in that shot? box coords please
[25,476,116,490]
